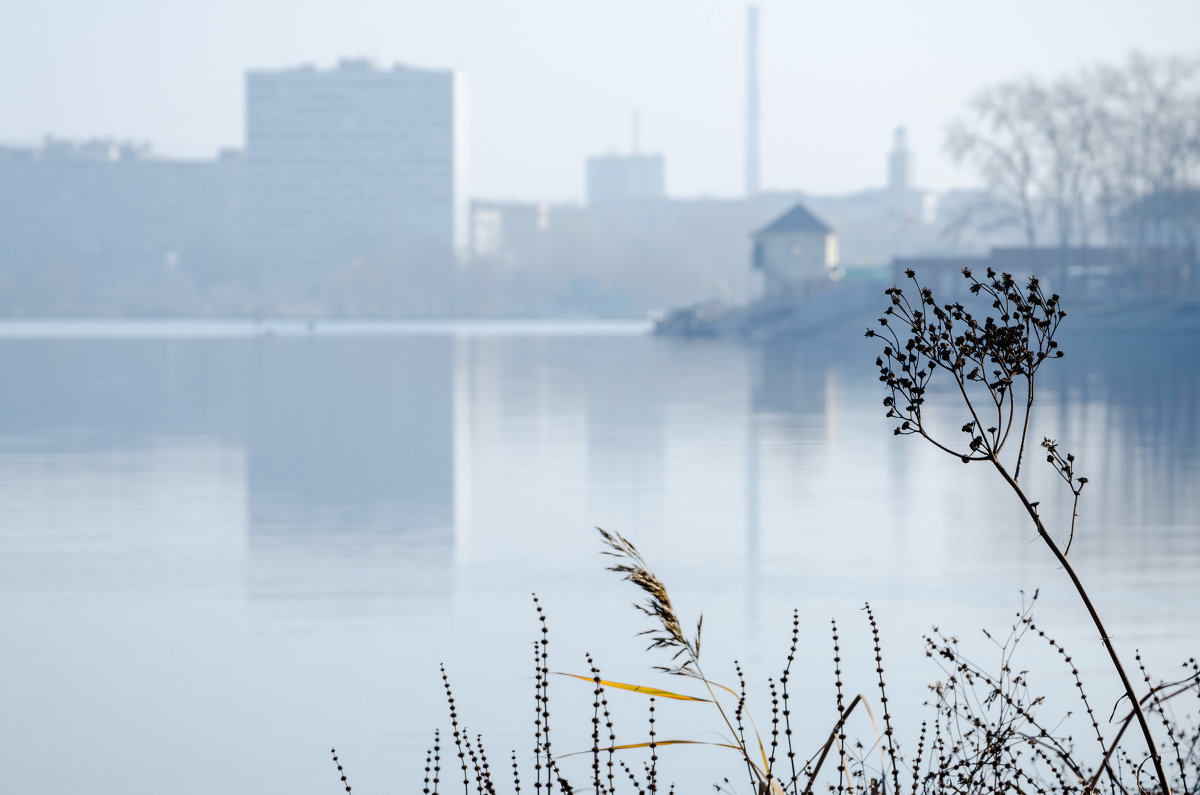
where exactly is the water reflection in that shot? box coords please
[1048,334,1200,529]
[243,337,454,605]
[1,326,1196,623]
[0,324,1198,795]
[0,335,456,607]
[740,330,1200,635]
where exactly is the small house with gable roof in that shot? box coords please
[752,202,840,300]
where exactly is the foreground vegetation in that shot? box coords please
[337,269,1199,794]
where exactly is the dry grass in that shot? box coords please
[331,270,1197,794]
[386,537,1199,795]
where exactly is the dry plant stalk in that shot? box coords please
[340,269,1200,794]
[598,528,889,795]
[867,266,1172,794]
[401,537,1199,794]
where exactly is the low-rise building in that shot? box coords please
[751,203,840,300]
[0,138,243,314]
[892,245,1199,302]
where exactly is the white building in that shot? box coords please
[751,202,839,299]
[245,59,469,291]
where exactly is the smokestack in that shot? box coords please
[745,5,760,197]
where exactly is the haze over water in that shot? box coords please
[0,321,1196,794]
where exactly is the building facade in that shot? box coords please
[245,59,469,295]
[0,139,242,314]
[585,154,665,206]
[752,203,840,300]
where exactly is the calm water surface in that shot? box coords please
[0,320,1197,794]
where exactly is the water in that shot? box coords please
[0,320,1197,794]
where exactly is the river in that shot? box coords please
[0,318,1196,793]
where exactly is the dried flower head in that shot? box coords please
[868,267,1065,477]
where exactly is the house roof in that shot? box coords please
[754,202,833,237]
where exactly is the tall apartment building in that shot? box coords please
[245,59,469,291]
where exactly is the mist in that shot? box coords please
[2,3,1200,794]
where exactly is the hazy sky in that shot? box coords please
[2,0,1198,202]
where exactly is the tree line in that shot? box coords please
[946,52,1200,255]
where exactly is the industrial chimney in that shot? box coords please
[745,5,760,197]
[888,126,912,191]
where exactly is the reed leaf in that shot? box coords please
[555,673,710,702]
[559,739,745,757]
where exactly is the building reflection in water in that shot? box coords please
[244,335,456,607]
[1039,333,1200,573]
[741,329,1200,634]
[4,328,1195,618]
[2,324,1200,795]
[0,334,457,608]
[744,337,862,634]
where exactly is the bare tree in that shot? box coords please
[945,80,1045,249]
[1087,54,1200,253]
[944,52,1200,263]
[1022,79,1094,254]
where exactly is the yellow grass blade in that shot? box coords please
[756,732,770,773]
[558,739,743,758]
[704,679,741,700]
[604,739,741,752]
[555,672,710,702]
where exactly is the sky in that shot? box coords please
[2,0,1199,202]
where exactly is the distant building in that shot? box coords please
[0,138,242,313]
[534,193,795,315]
[245,58,469,289]
[888,127,912,192]
[469,200,548,263]
[892,245,1199,301]
[585,154,665,205]
[1127,188,1200,250]
[752,203,839,299]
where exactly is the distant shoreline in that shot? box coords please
[0,317,654,340]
